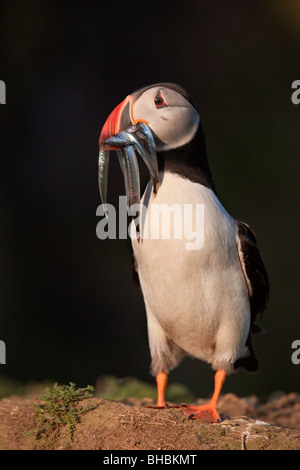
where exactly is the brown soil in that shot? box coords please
[0,392,299,450]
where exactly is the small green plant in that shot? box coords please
[33,382,95,440]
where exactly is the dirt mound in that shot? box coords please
[0,392,300,450]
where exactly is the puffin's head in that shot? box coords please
[98,83,208,214]
[99,83,200,152]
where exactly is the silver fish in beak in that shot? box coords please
[98,149,110,217]
[98,95,159,217]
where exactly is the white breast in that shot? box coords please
[131,172,250,373]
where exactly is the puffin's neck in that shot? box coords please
[157,125,216,193]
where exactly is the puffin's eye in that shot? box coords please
[154,92,167,109]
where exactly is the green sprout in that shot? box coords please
[33,382,95,440]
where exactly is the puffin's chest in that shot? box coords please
[132,172,237,270]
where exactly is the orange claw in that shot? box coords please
[180,402,222,423]
[181,369,226,423]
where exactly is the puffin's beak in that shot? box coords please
[99,96,132,150]
[98,95,159,216]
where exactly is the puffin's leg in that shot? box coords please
[144,371,180,409]
[143,304,183,409]
[145,372,169,408]
[156,371,168,407]
[181,369,226,423]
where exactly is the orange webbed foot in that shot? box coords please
[180,402,222,423]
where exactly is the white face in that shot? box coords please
[132,86,200,151]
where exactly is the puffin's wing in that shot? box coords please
[234,220,269,372]
[235,220,270,326]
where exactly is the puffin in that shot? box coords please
[98,83,269,422]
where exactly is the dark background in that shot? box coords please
[0,0,299,398]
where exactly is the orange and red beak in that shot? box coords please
[99,97,130,150]
[99,95,148,150]
[98,93,159,216]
